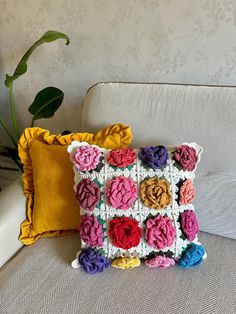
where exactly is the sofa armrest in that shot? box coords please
[0,178,26,268]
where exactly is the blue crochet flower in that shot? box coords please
[179,243,206,269]
[79,248,109,274]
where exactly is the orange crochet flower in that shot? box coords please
[140,177,172,209]
[179,179,195,205]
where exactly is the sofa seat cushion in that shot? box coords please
[0,232,235,314]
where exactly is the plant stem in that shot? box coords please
[0,116,18,148]
[0,144,22,171]
[11,157,23,171]
[9,83,20,139]
[31,117,35,127]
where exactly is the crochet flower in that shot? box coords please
[112,257,140,269]
[109,217,142,250]
[174,145,197,171]
[76,179,100,211]
[79,249,109,274]
[179,243,206,269]
[140,177,172,209]
[145,256,175,268]
[139,145,168,169]
[145,215,176,250]
[107,148,136,168]
[73,145,101,171]
[106,176,137,210]
[179,179,195,205]
[80,214,103,247]
[180,210,199,241]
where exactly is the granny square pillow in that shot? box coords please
[68,142,207,274]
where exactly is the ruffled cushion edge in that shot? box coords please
[18,123,132,245]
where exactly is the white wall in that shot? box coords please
[1,0,236,135]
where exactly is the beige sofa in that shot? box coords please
[0,82,236,314]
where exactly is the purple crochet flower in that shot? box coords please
[139,145,168,169]
[79,249,109,274]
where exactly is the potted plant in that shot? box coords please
[0,30,70,179]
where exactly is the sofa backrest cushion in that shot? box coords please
[82,82,236,239]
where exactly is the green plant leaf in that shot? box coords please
[5,30,70,87]
[61,130,72,135]
[0,145,22,171]
[28,87,64,122]
[0,146,19,160]
[0,117,18,147]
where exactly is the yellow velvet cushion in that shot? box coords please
[18,124,132,245]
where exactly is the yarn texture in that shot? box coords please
[140,178,172,209]
[145,256,175,268]
[145,215,176,249]
[107,148,136,167]
[174,145,198,171]
[139,145,169,169]
[179,243,205,269]
[79,249,109,274]
[106,176,137,210]
[73,145,101,171]
[68,141,206,274]
[80,214,103,247]
[180,210,199,241]
[76,178,100,211]
[112,257,140,269]
[109,217,142,250]
[179,179,195,205]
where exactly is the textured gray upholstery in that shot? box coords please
[82,83,236,240]
[1,232,235,314]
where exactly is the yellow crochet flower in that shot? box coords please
[140,177,172,209]
[112,257,140,269]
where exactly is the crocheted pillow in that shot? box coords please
[68,142,207,274]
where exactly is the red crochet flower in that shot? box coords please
[109,217,142,250]
[107,148,136,168]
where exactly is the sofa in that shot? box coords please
[0,82,236,314]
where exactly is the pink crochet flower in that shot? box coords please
[107,148,136,168]
[145,215,176,250]
[174,145,197,171]
[180,210,199,241]
[145,256,175,268]
[106,176,137,210]
[179,179,195,205]
[76,178,100,211]
[80,214,103,247]
[73,145,101,171]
